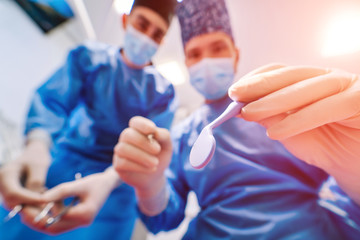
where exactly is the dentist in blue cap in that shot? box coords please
[0,0,178,239]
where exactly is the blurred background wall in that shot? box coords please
[1,0,360,129]
[1,0,360,238]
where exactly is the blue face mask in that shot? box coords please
[189,58,235,100]
[123,25,159,66]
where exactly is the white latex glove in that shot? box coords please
[22,167,121,235]
[0,140,50,209]
[113,116,172,215]
[228,64,360,205]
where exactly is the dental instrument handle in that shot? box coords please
[45,197,79,227]
[34,202,55,223]
[45,172,82,227]
[208,101,245,129]
[3,205,23,223]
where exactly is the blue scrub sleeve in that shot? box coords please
[318,177,360,235]
[139,183,187,234]
[25,46,91,140]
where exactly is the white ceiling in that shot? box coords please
[4,0,359,125]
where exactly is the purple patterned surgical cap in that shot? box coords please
[176,0,234,47]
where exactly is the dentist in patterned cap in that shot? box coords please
[180,0,238,102]
[113,0,359,239]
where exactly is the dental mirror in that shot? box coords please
[189,101,245,169]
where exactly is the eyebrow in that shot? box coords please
[186,39,227,54]
[137,14,165,36]
[185,47,201,57]
[210,39,228,47]
[136,14,150,26]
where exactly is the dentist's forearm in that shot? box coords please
[136,176,169,216]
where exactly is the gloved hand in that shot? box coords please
[113,116,172,215]
[0,140,50,209]
[22,167,121,235]
[228,64,360,205]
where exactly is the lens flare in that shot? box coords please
[322,10,360,57]
[114,0,135,14]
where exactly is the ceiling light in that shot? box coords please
[322,9,360,57]
[156,61,186,85]
[113,0,134,15]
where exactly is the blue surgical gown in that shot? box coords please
[140,97,360,239]
[0,41,177,240]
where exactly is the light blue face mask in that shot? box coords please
[189,58,235,100]
[123,25,159,66]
